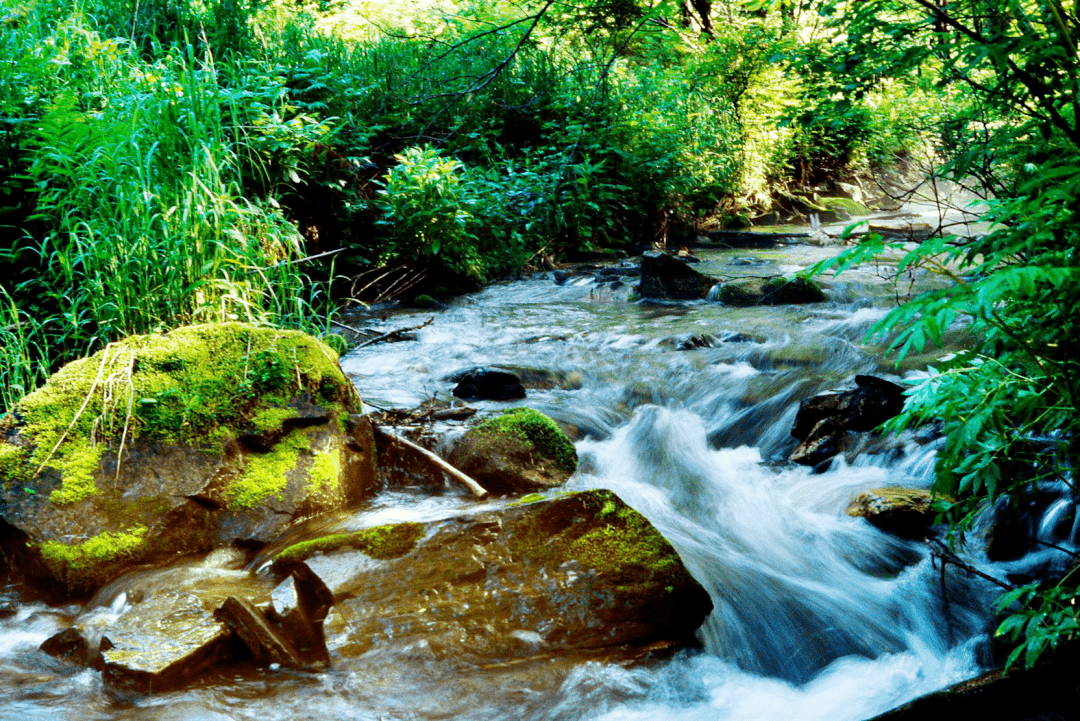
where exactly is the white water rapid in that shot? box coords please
[0,242,1032,720]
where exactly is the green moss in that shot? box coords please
[506,490,680,584]
[7,322,356,507]
[510,492,547,506]
[225,427,313,510]
[764,276,825,303]
[322,333,349,356]
[251,407,300,436]
[0,443,30,485]
[412,294,437,308]
[308,444,342,498]
[274,522,424,564]
[39,525,149,570]
[48,437,104,505]
[819,196,872,216]
[476,408,577,475]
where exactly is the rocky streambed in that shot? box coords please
[0,220,1074,719]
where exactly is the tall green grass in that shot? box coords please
[0,1,331,415]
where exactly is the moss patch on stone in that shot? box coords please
[0,323,355,508]
[251,407,300,436]
[507,490,681,590]
[308,444,342,498]
[39,525,149,571]
[819,196,872,217]
[475,408,577,475]
[48,437,105,505]
[225,428,313,510]
[273,522,424,564]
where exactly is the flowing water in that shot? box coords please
[0,240,1045,720]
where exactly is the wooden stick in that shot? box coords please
[373,425,488,499]
[355,317,435,348]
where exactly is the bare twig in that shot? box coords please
[355,317,435,348]
[373,424,488,498]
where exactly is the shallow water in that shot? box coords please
[0,242,1021,720]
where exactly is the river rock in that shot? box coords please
[446,368,527,401]
[447,408,577,493]
[790,375,905,467]
[715,276,826,307]
[99,590,236,693]
[0,323,377,601]
[638,251,717,300]
[846,487,939,539]
[270,490,713,664]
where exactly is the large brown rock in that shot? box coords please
[271,490,712,665]
[0,323,377,601]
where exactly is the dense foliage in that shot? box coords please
[811,0,1080,669]
[0,0,929,412]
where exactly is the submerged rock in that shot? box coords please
[638,251,717,300]
[272,490,712,664]
[847,487,939,539]
[715,276,826,307]
[448,408,577,493]
[790,375,905,467]
[446,367,527,401]
[0,323,376,601]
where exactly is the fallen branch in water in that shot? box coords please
[927,537,1014,591]
[355,317,434,348]
[373,425,488,499]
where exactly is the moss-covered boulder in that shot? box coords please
[273,490,712,663]
[716,276,826,307]
[448,408,577,493]
[0,323,376,600]
[846,487,940,539]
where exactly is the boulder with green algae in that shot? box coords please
[448,408,577,493]
[273,489,712,664]
[846,487,940,539]
[716,276,826,307]
[0,322,376,601]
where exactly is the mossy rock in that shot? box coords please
[0,323,377,601]
[818,196,873,219]
[448,408,577,493]
[717,276,826,307]
[303,489,712,662]
[846,487,941,539]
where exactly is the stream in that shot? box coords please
[0,225,1042,720]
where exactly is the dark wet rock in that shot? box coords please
[596,265,641,278]
[715,276,826,307]
[700,230,809,248]
[447,368,527,401]
[266,565,333,666]
[448,408,577,493]
[215,596,305,669]
[482,365,583,391]
[638,251,717,300]
[0,594,15,619]
[660,333,716,350]
[99,590,236,693]
[846,488,939,539]
[0,323,376,602]
[273,490,712,665]
[40,626,92,666]
[790,376,905,467]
